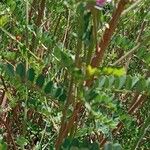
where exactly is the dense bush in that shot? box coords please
[0,0,150,149]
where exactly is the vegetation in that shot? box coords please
[0,0,150,149]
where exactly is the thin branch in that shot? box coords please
[62,9,71,47]
[111,20,146,66]
[122,0,143,16]
[128,95,147,115]
[111,43,140,66]
[134,116,150,150]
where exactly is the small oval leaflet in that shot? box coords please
[36,74,45,88]
[44,81,53,94]
[27,68,35,82]
[16,63,26,79]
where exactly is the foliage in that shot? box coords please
[0,0,150,149]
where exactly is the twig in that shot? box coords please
[111,20,146,66]
[128,95,147,115]
[62,9,71,47]
[111,43,140,66]
[134,116,150,150]
[122,0,143,16]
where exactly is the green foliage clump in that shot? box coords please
[0,0,150,149]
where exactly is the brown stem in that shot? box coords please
[91,0,129,68]
[57,0,129,148]
[55,78,74,149]
[0,117,17,150]
[128,95,147,115]
[55,102,82,150]
[30,0,47,52]
[36,0,46,27]
[86,0,129,87]
[29,0,38,23]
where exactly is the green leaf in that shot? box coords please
[44,81,53,94]
[135,78,147,92]
[53,46,61,60]
[16,136,28,148]
[143,53,150,65]
[71,138,80,147]
[0,15,9,27]
[16,63,26,79]
[27,98,37,107]
[55,87,62,98]
[90,142,99,150]
[108,75,115,88]
[87,90,99,102]
[36,74,45,88]
[80,139,90,148]
[103,76,109,88]
[113,143,122,150]
[70,146,79,150]
[5,63,14,76]
[0,140,7,150]
[58,92,67,102]
[125,76,132,90]
[62,138,71,148]
[7,0,16,11]
[60,50,73,68]
[27,68,35,82]
[147,78,150,93]
[115,76,126,89]
[99,76,106,88]
[53,46,74,68]
[131,76,139,88]
[104,142,113,150]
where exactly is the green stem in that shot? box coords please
[134,116,150,149]
[23,0,29,139]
